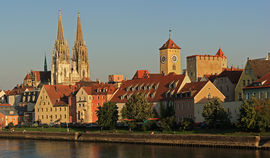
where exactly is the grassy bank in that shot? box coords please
[3,127,270,136]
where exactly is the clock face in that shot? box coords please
[171,55,178,63]
[161,55,166,64]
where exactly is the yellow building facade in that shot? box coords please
[35,85,75,124]
[159,38,181,75]
[186,48,227,82]
[235,59,270,101]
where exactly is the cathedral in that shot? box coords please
[51,10,90,85]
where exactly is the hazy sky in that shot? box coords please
[0,0,270,90]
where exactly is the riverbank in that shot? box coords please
[1,131,270,150]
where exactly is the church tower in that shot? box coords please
[159,32,181,75]
[71,12,90,81]
[51,9,71,85]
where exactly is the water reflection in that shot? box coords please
[0,139,270,158]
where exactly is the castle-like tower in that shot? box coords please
[51,9,71,85]
[71,12,90,81]
[51,10,90,85]
[159,34,181,75]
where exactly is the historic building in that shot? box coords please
[186,48,227,82]
[213,68,243,102]
[111,70,227,122]
[111,70,191,119]
[51,10,90,85]
[35,85,77,124]
[23,71,50,88]
[243,72,270,100]
[75,83,118,123]
[0,109,21,127]
[159,36,181,75]
[235,57,270,101]
[174,80,225,122]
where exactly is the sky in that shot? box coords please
[0,0,270,90]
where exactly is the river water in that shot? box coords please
[0,139,270,158]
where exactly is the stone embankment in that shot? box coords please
[1,131,270,150]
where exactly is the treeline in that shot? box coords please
[96,93,270,132]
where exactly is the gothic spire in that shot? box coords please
[57,9,65,42]
[76,11,84,42]
[44,54,47,72]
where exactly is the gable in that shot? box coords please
[194,81,225,103]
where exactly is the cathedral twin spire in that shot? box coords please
[51,9,90,85]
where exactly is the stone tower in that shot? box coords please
[51,9,71,85]
[71,12,90,81]
[159,34,181,75]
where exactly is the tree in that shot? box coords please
[96,102,119,130]
[239,98,270,132]
[121,93,153,122]
[159,101,176,131]
[238,99,257,131]
[202,98,231,129]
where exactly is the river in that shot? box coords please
[0,139,270,158]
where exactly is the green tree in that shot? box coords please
[239,98,270,132]
[179,118,194,131]
[96,102,119,130]
[202,98,231,129]
[159,102,176,131]
[238,99,257,131]
[121,93,153,122]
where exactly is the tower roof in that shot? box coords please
[159,38,181,50]
[57,9,65,42]
[76,11,84,42]
[216,48,224,56]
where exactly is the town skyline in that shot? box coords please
[1,0,270,90]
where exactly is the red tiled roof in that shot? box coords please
[248,60,270,78]
[159,38,181,50]
[82,83,117,95]
[132,70,150,79]
[0,104,12,106]
[111,72,186,103]
[32,71,51,82]
[216,70,243,84]
[24,74,31,80]
[187,48,227,58]
[8,85,27,95]
[43,85,77,106]
[244,72,270,90]
[203,74,218,82]
[179,81,208,98]
[216,48,224,56]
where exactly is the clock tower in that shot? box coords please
[159,35,181,75]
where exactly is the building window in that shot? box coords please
[60,107,61,111]
[247,80,250,85]
[55,115,57,119]
[172,65,176,70]
[243,80,246,86]
[64,114,66,119]
[46,115,48,119]
[42,115,44,119]
[239,93,242,101]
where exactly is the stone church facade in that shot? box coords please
[51,10,90,85]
